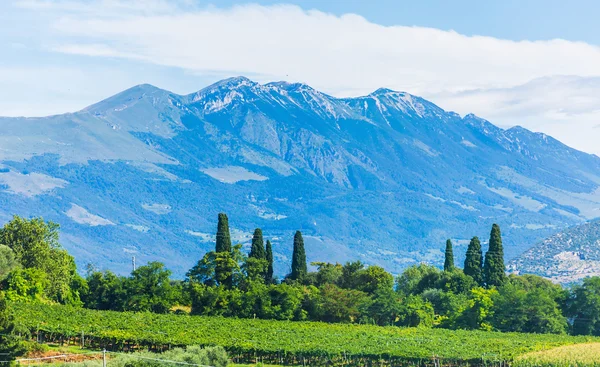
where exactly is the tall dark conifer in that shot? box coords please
[249,228,266,259]
[290,231,307,280]
[464,236,483,285]
[215,213,232,253]
[214,213,233,287]
[265,240,274,284]
[444,239,454,271]
[483,223,506,287]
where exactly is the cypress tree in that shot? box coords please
[483,223,506,287]
[215,213,232,253]
[214,213,233,287]
[464,236,483,285]
[265,240,274,284]
[249,228,266,260]
[290,231,307,280]
[444,239,454,271]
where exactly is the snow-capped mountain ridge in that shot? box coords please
[1,76,600,278]
[184,77,443,125]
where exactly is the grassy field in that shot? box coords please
[11,301,598,366]
[514,342,600,367]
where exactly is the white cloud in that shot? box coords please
[5,1,600,154]
[31,1,600,96]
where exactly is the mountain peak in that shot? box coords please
[203,76,256,91]
[266,81,314,93]
[369,87,403,96]
[463,113,490,125]
[188,76,259,106]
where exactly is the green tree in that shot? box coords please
[0,216,58,268]
[464,236,483,285]
[0,245,18,282]
[268,283,305,320]
[214,213,233,287]
[4,268,47,301]
[265,240,274,284]
[395,264,441,295]
[214,252,238,288]
[290,231,307,281]
[421,289,469,327]
[363,287,402,326]
[188,245,244,288]
[355,266,394,294]
[125,262,175,313]
[318,283,371,323]
[187,252,218,286]
[215,213,232,253]
[491,280,567,334]
[434,268,477,295]
[396,295,435,327]
[483,224,506,287]
[189,283,241,317]
[339,261,365,289]
[307,262,343,287]
[454,287,496,330]
[0,216,80,304]
[0,292,25,362]
[242,257,268,285]
[249,228,266,260]
[444,239,454,271]
[84,270,127,311]
[568,277,600,335]
[240,281,272,319]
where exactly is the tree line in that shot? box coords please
[2,214,600,338]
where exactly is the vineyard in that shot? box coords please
[12,302,597,366]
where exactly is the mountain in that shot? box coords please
[509,220,600,283]
[1,76,600,277]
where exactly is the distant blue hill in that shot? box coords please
[1,76,599,277]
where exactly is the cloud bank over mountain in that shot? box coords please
[3,1,600,154]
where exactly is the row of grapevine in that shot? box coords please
[13,302,597,366]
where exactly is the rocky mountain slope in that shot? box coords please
[1,76,600,277]
[509,219,600,283]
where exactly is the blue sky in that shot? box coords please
[2,0,600,154]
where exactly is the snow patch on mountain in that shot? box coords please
[125,224,150,232]
[461,139,477,148]
[249,204,288,220]
[185,230,213,242]
[486,186,547,212]
[201,166,268,184]
[510,223,558,230]
[496,166,600,219]
[66,204,114,226]
[457,186,475,195]
[413,140,440,157]
[0,170,67,197]
[132,162,182,182]
[142,203,172,215]
[450,201,477,211]
[425,193,446,202]
[425,194,477,211]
